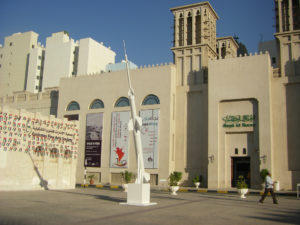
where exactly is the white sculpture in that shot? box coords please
[120,41,156,206]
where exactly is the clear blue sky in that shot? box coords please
[0,0,275,66]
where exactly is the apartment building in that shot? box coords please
[0,31,39,97]
[0,31,116,95]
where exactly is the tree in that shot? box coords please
[234,35,248,56]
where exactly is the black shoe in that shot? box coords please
[259,200,263,203]
[274,202,278,204]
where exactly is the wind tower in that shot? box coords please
[170,2,219,184]
[171,1,218,86]
[274,0,300,76]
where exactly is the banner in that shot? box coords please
[140,109,159,168]
[84,113,103,167]
[110,111,130,168]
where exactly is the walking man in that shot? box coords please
[259,172,278,204]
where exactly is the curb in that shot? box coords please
[76,184,297,197]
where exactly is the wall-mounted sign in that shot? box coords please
[140,109,159,169]
[84,113,103,167]
[110,111,130,168]
[222,114,256,128]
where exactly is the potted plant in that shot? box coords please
[121,170,133,192]
[88,174,95,185]
[237,175,248,198]
[193,175,203,189]
[169,171,182,195]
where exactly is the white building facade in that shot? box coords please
[0,31,116,96]
[0,31,39,97]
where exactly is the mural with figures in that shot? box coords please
[0,107,79,191]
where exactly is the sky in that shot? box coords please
[0,0,275,67]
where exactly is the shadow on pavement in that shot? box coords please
[246,209,300,225]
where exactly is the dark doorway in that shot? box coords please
[64,114,79,121]
[231,157,250,188]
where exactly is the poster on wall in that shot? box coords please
[110,111,130,168]
[140,109,160,168]
[84,113,103,167]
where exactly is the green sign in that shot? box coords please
[222,114,256,128]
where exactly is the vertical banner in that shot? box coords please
[84,113,103,167]
[140,109,159,168]
[110,111,130,168]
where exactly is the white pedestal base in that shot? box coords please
[120,183,157,206]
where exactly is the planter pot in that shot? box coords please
[238,188,248,199]
[122,183,128,192]
[194,182,200,189]
[90,180,94,185]
[170,186,179,195]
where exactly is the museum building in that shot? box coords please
[55,1,300,190]
[1,1,299,190]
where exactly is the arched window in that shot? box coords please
[115,97,130,107]
[67,101,80,111]
[142,95,160,105]
[90,99,104,109]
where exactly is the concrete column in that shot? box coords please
[192,9,196,45]
[184,11,187,46]
[277,0,283,33]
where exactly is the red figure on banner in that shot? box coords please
[115,147,127,167]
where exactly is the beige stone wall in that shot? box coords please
[273,76,300,190]
[0,88,59,117]
[57,64,176,186]
[208,53,274,189]
[0,107,79,191]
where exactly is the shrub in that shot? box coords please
[193,175,203,183]
[121,170,133,184]
[169,171,182,186]
[193,176,200,183]
[236,175,248,189]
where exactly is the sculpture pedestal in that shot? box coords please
[120,183,157,206]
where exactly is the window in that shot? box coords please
[38,55,42,60]
[235,148,238,154]
[196,10,201,44]
[115,97,130,107]
[243,148,247,154]
[37,66,41,70]
[221,43,226,59]
[272,57,276,64]
[35,85,39,90]
[9,42,12,46]
[142,95,160,105]
[32,45,35,48]
[67,101,80,111]
[179,14,184,46]
[36,76,40,79]
[187,12,192,45]
[90,99,104,109]
[64,114,79,121]
[293,0,300,30]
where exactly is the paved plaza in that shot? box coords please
[0,188,299,225]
